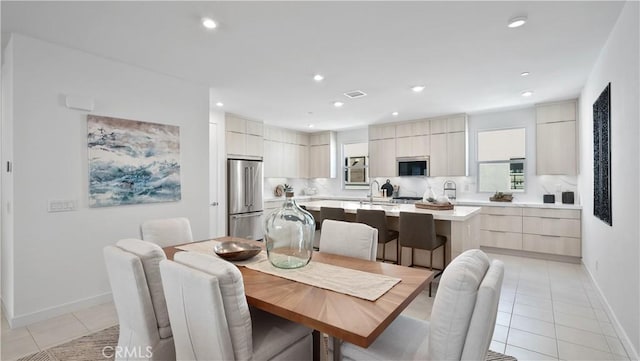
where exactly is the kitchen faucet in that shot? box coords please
[368,180,380,204]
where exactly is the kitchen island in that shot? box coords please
[297,200,482,268]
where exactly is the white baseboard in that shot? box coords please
[7,292,113,329]
[582,263,639,360]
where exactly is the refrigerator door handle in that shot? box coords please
[249,166,255,207]
[230,212,261,220]
[244,167,250,207]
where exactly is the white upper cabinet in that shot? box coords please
[446,131,466,176]
[308,131,336,178]
[535,100,577,175]
[369,138,396,177]
[429,133,447,176]
[396,135,429,158]
[369,124,396,140]
[536,101,577,124]
[447,116,466,132]
[225,114,264,158]
[395,119,429,138]
[429,115,467,176]
[263,125,312,178]
[370,114,467,177]
[395,119,430,158]
[246,119,264,136]
[430,118,448,134]
[226,114,246,133]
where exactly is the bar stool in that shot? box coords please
[398,212,447,297]
[356,209,399,264]
[320,207,346,226]
[316,207,346,250]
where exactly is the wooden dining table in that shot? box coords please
[163,237,434,361]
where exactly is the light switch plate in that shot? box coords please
[48,199,76,212]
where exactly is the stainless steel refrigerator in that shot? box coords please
[227,158,264,241]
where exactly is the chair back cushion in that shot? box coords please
[116,239,172,339]
[428,249,490,360]
[174,252,253,360]
[103,246,161,348]
[356,209,388,244]
[461,259,504,360]
[141,217,193,247]
[399,212,440,250]
[319,220,378,261]
[159,259,235,361]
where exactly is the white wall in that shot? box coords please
[4,34,210,326]
[578,1,639,357]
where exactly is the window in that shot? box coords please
[477,128,525,192]
[343,142,369,189]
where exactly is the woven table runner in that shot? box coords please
[246,259,401,301]
[175,240,267,266]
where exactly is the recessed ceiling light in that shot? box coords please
[202,17,217,29]
[308,124,315,128]
[508,16,527,28]
[520,71,530,77]
[215,102,224,107]
[333,101,344,107]
[313,74,324,82]
[392,111,399,116]
[411,85,425,92]
[521,90,534,97]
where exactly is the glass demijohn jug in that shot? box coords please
[264,191,315,269]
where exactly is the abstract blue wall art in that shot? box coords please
[88,115,181,207]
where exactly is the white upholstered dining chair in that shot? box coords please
[319,219,378,261]
[103,239,175,361]
[159,251,313,361]
[141,217,193,247]
[337,249,504,360]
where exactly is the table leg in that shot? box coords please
[333,337,342,361]
[312,330,320,361]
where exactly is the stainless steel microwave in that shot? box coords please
[397,156,430,177]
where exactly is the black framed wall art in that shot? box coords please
[593,82,612,226]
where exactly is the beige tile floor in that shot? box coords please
[1,302,118,361]
[1,252,634,361]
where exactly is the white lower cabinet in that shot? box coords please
[522,208,581,256]
[480,230,522,250]
[522,217,580,238]
[480,206,581,258]
[481,214,522,233]
[522,234,581,257]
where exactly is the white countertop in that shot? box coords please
[454,200,582,210]
[297,200,481,222]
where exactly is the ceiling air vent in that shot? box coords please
[343,90,367,99]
